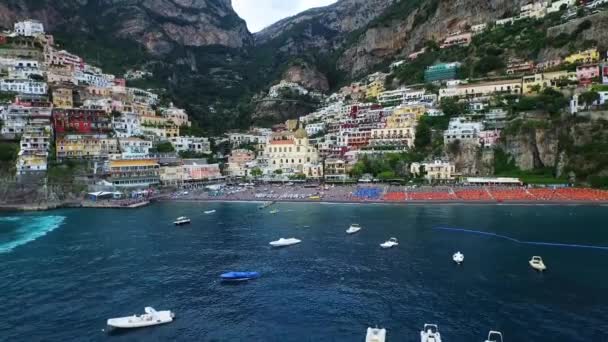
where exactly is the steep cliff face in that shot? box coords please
[0,0,252,55]
[282,62,330,92]
[338,0,525,77]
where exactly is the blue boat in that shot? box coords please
[220,271,260,282]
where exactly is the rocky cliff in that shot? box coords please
[0,0,252,55]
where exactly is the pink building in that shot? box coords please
[576,64,600,82]
[479,130,501,148]
[183,160,221,181]
[228,149,255,165]
[114,78,126,87]
[440,32,472,49]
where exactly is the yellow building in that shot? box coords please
[52,87,73,108]
[564,48,599,65]
[370,111,418,148]
[56,135,119,160]
[16,150,48,175]
[132,102,156,117]
[108,158,160,188]
[160,165,185,186]
[263,129,323,178]
[141,115,170,127]
[365,79,385,99]
[522,71,577,94]
[393,104,426,119]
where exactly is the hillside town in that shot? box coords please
[1,1,608,205]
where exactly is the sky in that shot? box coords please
[232,0,338,33]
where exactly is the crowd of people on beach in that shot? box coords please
[165,183,608,203]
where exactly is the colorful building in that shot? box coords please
[411,160,456,182]
[522,71,577,94]
[108,158,160,188]
[51,86,74,108]
[262,129,322,178]
[565,48,600,65]
[55,135,119,160]
[52,108,112,134]
[440,32,472,49]
[576,64,600,82]
[226,149,256,177]
[365,80,385,99]
[439,79,523,99]
[183,159,222,182]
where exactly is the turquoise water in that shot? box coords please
[1,202,607,341]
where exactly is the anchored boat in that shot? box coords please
[420,324,442,342]
[107,307,174,329]
[453,251,464,264]
[365,327,386,342]
[485,330,504,342]
[269,238,302,247]
[173,217,191,226]
[346,224,362,234]
[380,238,398,249]
[204,210,216,214]
[529,256,546,271]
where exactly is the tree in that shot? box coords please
[530,84,542,94]
[440,98,468,117]
[378,170,396,180]
[250,167,263,178]
[415,118,432,150]
[274,169,283,175]
[154,141,175,153]
[579,91,600,110]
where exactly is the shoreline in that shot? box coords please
[1,198,606,213]
[159,197,608,207]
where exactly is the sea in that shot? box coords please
[1,202,607,341]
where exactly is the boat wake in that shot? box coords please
[434,226,608,251]
[0,216,66,253]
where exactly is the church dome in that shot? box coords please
[294,128,308,139]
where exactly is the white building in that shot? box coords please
[0,105,52,136]
[470,23,487,34]
[44,48,84,69]
[269,80,310,98]
[411,160,456,182]
[519,2,548,19]
[378,88,432,105]
[75,70,114,88]
[547,0,576,13]
[119,137,153,155]
[227,132,269,147]
[14,20,45,37]
[113,113,142,138]
[169,136,211,154]
[443,117,483,144]
[162,104,191,127]
[0,79,47,95]
[305,122,326,136]
[19,125,52,152]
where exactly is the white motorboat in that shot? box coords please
[107,307,174,329]
[366,327,386,342]
[269,209,280,214]
[420,324,442,342]
[269,238,302,247]
[173,217,191,225]
[380,238,399,249]
[204,210,216,214]
[529,256,546,271]
[346,224,362,234]
[485,330,504,342]
[453,251,464,264]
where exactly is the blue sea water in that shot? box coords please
[1,202,607,341]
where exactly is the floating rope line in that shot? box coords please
[434,227,608,251]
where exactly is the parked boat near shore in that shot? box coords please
[365,327,386,342]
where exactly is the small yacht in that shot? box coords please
[269,209,280,214]
[204,210,216,214]
[380,238,398,249]
[366,327,386,342]
[420,324,441,342]
[529,256,547,271]
[173,216,191,226]
[485,330,504,342]
[346,224,362,234]
[453,251,464,264]
[107,307,174,329]
[269,238,302,247]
